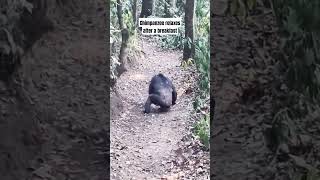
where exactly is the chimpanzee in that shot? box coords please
[144,73,177,114]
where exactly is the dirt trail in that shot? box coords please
[111,38,205,179]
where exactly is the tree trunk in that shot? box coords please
[116,0,128,75]
[164,0,170,17]
[116,29,129,75]
[140,0,154,18]
[132,0,137,25]
[116,0,124,29]
[183,0,195,60]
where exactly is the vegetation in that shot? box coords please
[192,0,210,149]
[110,0,138,82]
[228,0,320,179]
[0,0,32,78]
[271,1,320,179]
[272,0,320,98]
[110,0,210,149]
[194,113,210,149]
[227,0,257,22]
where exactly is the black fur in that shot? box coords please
[144,73,177,113]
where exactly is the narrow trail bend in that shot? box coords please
[111,39,200,179]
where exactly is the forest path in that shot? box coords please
[111,38,207,179]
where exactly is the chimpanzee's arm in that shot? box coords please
[172,85,177,105]
[144,97,152,113]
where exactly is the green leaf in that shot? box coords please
[306,169,320,180]
[230,0,239,15]
[237,0,247,17]
[247,0,256,10]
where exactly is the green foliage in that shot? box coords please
[187,0,210,99]
[122,0,136,34]
[156,0,210,51]
[266,1,320,179]
[193,113,210,149]
[154,0,177,18]
[194,37,210,96]
[0,0,32,58]
[272,0,320,99]
[269,108,297,149]
[193,96,206,111]
[110,0,136,33]
[181,58,194,69]
[195,0,210,36]
[175,0,185,17]
[0,0,33,19]
[227,0,258,23]
[268,102,320,180]
[110,0,120,81]
[154,0,165,17]
[160,28,185,49]
[110,40,120,80]
[154,1,184,50]
[110,0,119,29]
[189,0,210,150]
[110,0,138,82]
[192,50,210,148]
[194,0,210,97]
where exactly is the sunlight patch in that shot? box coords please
[130,73,148,80]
